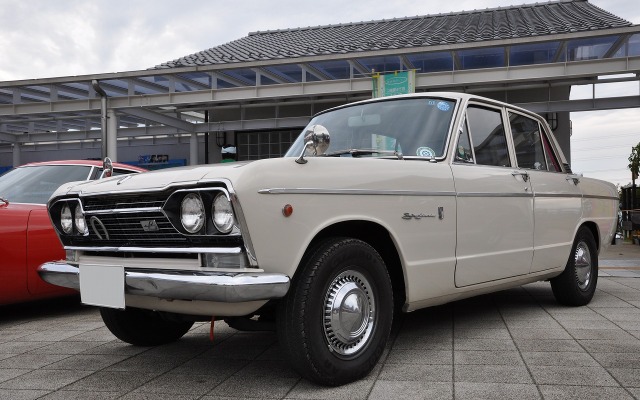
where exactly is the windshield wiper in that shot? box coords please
[324,148,404,160]
[0,196,8,206]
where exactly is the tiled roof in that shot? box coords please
[154,0,631,69]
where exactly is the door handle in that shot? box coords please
[566,173,582,185]
[511,171,529,182]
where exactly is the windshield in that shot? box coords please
[285,98,457,159]
[0,165,92,204]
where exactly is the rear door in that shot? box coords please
[506,110,582,273]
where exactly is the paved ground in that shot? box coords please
[1,242,640,399]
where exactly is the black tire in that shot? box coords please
[551,226,598,306]
[100,307,194,346]
[277,238,393,386]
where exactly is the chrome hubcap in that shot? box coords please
[323,270,375,357]
[574,241,592,291]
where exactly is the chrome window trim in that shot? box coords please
[258,188,456,197]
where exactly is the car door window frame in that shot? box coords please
[453,102,514,169]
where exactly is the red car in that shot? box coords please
[0,160,146,305]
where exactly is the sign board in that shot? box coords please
[372,70,416,98]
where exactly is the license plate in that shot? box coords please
[79,264,125,309]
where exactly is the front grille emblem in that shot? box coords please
[140,220,159,232]
[89,216,110,240]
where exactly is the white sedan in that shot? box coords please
[39,92,618,386]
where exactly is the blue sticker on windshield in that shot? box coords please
[437,101,450,111]
[416,147,435,157]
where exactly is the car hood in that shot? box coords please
[50,162,255,198]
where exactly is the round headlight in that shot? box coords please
[61,204,73,234]
[74,205,87,235]
[180,193,205,234]
[212,192,234,234]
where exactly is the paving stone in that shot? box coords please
[208,375,300,398]
[578,339,640,353]
[565,328,637,340]
[42,354,129,371]
[454,350,523,366]
[514,339,583,352]
[508,328,573,340]
[367,381,452,400]
[385,349,452,365]
[135,372,226,396]
[607,368,640,387]
[454,382,540,400]
[38,390,121,400]
[521,351,600,367]
[378,363,452,381]
[0,353,68,369]
[0,369,93,390]
[454,338,517,351]
[538,385,634,400]
[454,364,532,384]
[392,334,452,350]
[0,389,51,400]
[529,365,618,386]
[63,371,159,392]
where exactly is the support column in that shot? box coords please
[12,143,20,167]
[107,109,118,161]
[190,133,199,165]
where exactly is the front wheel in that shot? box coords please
[551,226,598,306]
[100,307,194,346]
[277,238,393,386]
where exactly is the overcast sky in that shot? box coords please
[0,0,638,186]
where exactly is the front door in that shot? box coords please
[453,104,534,287]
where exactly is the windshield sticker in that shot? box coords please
[416,147,435,157]
[437,101,451,112]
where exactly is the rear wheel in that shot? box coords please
[551,226,598,306]
[100,307,194,346]
[277,238,393,386]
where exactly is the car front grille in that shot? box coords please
[64,192,242,249]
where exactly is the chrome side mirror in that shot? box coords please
[295,125,331,164]
[103,157,113,178]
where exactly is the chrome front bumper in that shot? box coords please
[38,262,290,303]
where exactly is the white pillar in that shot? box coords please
[190,133,199,165]
[107,109,118,161]
[12,143,20,167]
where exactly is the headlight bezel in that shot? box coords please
[180,192,206,234]
[60,203,73,234]
[212,192,235,234]
[166,187,237,236]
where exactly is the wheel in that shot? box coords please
[277,238,393,386]
[100,307,194,346]
[551,226,598,306]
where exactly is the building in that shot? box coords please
[1,0,639,170]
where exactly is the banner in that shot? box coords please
[372,70,416,98]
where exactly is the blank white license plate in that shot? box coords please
[79,264,125,309]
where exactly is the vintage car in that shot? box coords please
[38,93,618,385]
[0,160,145,306]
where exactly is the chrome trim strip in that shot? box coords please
[582,194,619,201]
[457,192,533,198]
[37,262,290,303]
[64,246,243,254]
[534,193,583,199]
[85,207,163,215]
[259,188,457,197]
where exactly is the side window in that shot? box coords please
[455,117,474,163]
[466,106,511,167]
[509,112,547,171]
[541,129,562,172]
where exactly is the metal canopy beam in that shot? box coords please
[2,55,639,118]
[118,108,195,133]
[0,132,17,142]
